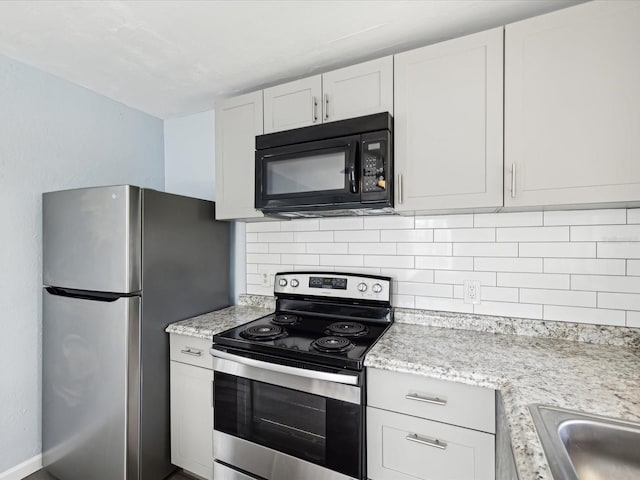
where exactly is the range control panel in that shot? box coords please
[274,272,391,303]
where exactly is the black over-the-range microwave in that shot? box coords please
[255,113,393,218]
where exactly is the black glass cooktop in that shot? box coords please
[212,312,391,371]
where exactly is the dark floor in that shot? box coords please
[25,469,196,480]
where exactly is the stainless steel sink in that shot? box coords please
[529,404,640,480]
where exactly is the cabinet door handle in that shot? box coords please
[312,96,318,123]
[406,433,447,450]
[324,93,329,120]
[397,174,403,204]
[180,347,202,357]
[405,393,447,406]
[511,163,516,198]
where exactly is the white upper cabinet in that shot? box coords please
[263,76,322,134]
[263,56,393,134]
[322,56,393,123]
[505,1,640,208]
[214,90,264,220]
[394,27,504,213]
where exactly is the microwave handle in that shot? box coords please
[348,142,359,194]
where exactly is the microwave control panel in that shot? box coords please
[361,131,392,203]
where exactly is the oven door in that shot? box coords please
[211,349,363,480]
[255,135,361,212]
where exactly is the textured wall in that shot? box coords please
[0,54,164,472]
[246,210,640,328]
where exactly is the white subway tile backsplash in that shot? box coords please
[544,305,625,326]
[475,212,542,227]
[498,273,570,290]
[571,225,640,242]
[381,229,433,242]
[475,257,542,273]
[544,209,626,226]
[597,242,640,259]
[544,258,626,276]
[519,289,596,308]
[281,254,320,265]
[474,301,543,320]
[246,222,281,232]
[348,243,396,255]
[397,282,453,298]
[365,255,414,269]
[334,230,379,242]
[294,231,333,243]
[453,243,518,257]
[319,254,363,267]
[415,214,473,229]
[627,311,640,328]
[598,292,640,311]
[307,243,348,254]
[364,215,414,229]
[397,243,452,256]
[257,232,294,243]
[435,270,496,286]
[434,228,495,243]
[245,208,640,327]
[497,226,569,242]
[279,219,320,231]
[319,217,363,230]
[519,242,596,258]
[571,275,640,294]
[415,296,473,313]
[269,243,306,254]
[416,256,473,271]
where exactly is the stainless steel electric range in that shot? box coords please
[210,272,392,480]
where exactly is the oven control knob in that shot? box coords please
[290,279,299,288]
[372,283,383,294]
[278,278,288,287]
[357,282,368,292]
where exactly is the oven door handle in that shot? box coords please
[210,348,360,386]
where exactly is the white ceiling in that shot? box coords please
[0,0,582,119]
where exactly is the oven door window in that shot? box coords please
[214,372,361,478]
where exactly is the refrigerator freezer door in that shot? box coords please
[42,289,141,480]
[43,185,142,293]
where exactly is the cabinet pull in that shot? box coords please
[397,174,403,204]
[406,433,447,450]
[405,393,447,406]
[312,96,318,123]
[511,163,516,198]
[180,347,202,357]
[324,93,329,120]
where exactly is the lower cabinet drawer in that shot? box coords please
[169,333,213,369]
[367,407,495,480]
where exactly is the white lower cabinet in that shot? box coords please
[367,368,496,480]
[367,408,495,480]
[169,334,213,480]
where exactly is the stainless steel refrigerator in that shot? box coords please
[42,185,230,480]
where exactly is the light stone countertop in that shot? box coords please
[165,294,640,479]
[365,320,640,480]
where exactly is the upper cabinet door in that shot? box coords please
[215,91,264,220]
[322,56,393,123]
[505,1,640,208]
[394,27,504,213]
[263,76,322,133]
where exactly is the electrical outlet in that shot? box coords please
[261,273,274,287]
[463,280,481,304]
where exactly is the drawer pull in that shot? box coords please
[180,347,202,357]
[405,393,447,406]
[406,433,447,450]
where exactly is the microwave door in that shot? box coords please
[255,137,359,211]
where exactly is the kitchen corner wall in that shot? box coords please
[0,54,164,474]
[246,210,640,328]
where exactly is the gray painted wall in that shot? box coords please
[0,53,164,472]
